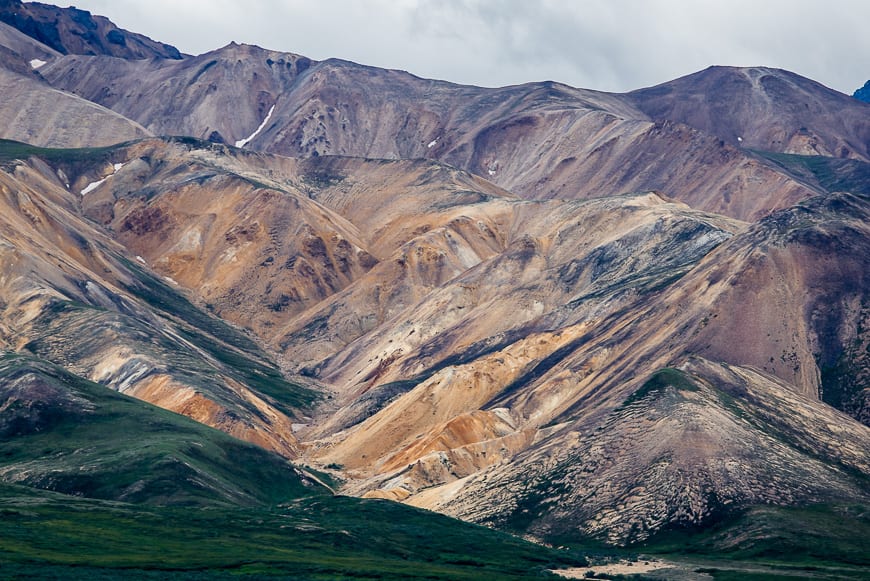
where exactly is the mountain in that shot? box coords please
[0,139,318,458]
[855,80,870,102]
[0,20,57,74]
[0,0,182,59]
[0,356,583,579]
[0,15,149,146]
[0,3,868,577]
[11,132,862,550]
[628,66,870,162]
[0,67,150,147]
[40,44,819,221]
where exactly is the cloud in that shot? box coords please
[51,0,869,94]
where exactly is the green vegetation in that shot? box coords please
[302,169,346,190]
[0,488,585,579]
[622,367,698,406]
[637,503,870,579]
[818,343,868,421]
[0,354,586,578]
[166,135,226,151]
[0,354,317,507]
[0,138,122,172]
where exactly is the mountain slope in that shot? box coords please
[39,44,315,147]
[437,359,869,546]
[296,188,870,543]
[0,2,866,561]
[0,352,586,578]
[0,67,149,147]
[0,20,58,73]
[0,139,317,457]
[7,134,862,547]
[628,66,870,162]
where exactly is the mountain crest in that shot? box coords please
[0,0,182,59]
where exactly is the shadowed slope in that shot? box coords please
[0,0,182,59]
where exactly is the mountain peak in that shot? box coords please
[0,0,182,59]
[628,65,870,161]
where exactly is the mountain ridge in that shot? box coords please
[40,46,852,221]
[0,0,182,59]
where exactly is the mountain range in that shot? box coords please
[0,1,868,578]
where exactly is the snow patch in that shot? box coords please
[488,169,496,176]
[427,139,438,148]
[29,59,46,69]
[235,104,275,148]
[80,162,125,195]
[80,177,107,195]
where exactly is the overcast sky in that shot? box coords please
[52,0,868,95]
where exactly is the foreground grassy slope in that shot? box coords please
[0,484,584,579]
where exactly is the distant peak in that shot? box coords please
[854,80,870,103]
[0,0,183,59]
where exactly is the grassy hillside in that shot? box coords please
[0,353,319,506]
[0,484,584,579]
[615,503,870,580]
[0,485,583,579]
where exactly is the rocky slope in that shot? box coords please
[0,66,150,147]
[0,353,319,505]
[628,66,870,162]
[440,359,869,546]
[294,185,870,544]
[0,20,57,73]
[2,132,867,547]
[52,136,866,546]
[0,140,316,457]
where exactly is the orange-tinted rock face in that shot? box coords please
[0,150,310,460]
